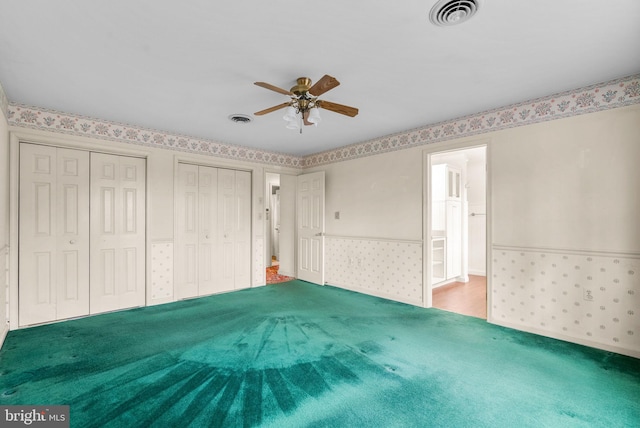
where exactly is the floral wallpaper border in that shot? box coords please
[303,74,640,168]
[6,74,640,169]
[7,104,303,168]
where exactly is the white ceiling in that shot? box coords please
[1,1,639,157]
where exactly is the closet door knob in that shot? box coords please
[69,239,76,244]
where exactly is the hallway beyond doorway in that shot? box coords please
[432,275,487,319]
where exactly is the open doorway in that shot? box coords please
[265,172,295,284]
[265,173,281,268]
[428,146,487,318]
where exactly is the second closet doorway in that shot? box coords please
[175,163,251,299]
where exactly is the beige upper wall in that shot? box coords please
[492,105,640,252]
[314,149,424,241]
[308,104,640,253]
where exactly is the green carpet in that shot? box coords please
[1,281,639,427]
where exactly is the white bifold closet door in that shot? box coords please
[175,163,217,299]
[90,153,146,314]
[19,144,90,326]
[175,163,250,299]
[19,144,146,326]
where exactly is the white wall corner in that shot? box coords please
[0,80,9,120]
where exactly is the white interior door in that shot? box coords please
[297,171,325,284]
[19,144,90,326]
[175,163,199,299]
[90,153,146,313]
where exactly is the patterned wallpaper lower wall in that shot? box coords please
[491,246,640,357]
[253,237,265,286]
[325,236,423,306]
[150,241,174,302]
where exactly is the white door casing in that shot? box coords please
[297,171,325,285]
[19,144,90,326]
[90,153,146,314]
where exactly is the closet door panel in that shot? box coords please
[91,154,119,313]
[176,163,199,299]
[198,166,218,295]
[175,165,251,298]
[234,170,251,289]
[19,144,90,326]
[90,153,146,313]
[18,144,57,325]
[118,156,146,308]
[19,144,58,325]
[217,169,236,292]
[56,148,90,320]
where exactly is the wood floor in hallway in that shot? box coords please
[432,275,487,319]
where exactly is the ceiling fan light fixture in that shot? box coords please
[283,106,297,122]
[308,107,321,125]
[285,120,299,130]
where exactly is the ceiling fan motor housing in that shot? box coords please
[291,77,312,95]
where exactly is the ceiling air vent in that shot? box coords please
[429,0,481,26]
[228,114,252,124]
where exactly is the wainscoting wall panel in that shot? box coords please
[150,241,173,301]
[325,236,423,305]
[491,246,640,357]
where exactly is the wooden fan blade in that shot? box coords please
[254,102,291,116]
[318,100,359,117]
[308,75,340,96]
[254,81,293,96]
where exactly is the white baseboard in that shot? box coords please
[327,282,423,307]
[468,269,486,276]
[488,317,640,359]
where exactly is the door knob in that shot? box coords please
[69,239,76,244]
[205,235,210,239]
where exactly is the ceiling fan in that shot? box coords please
[253,75,359,132]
